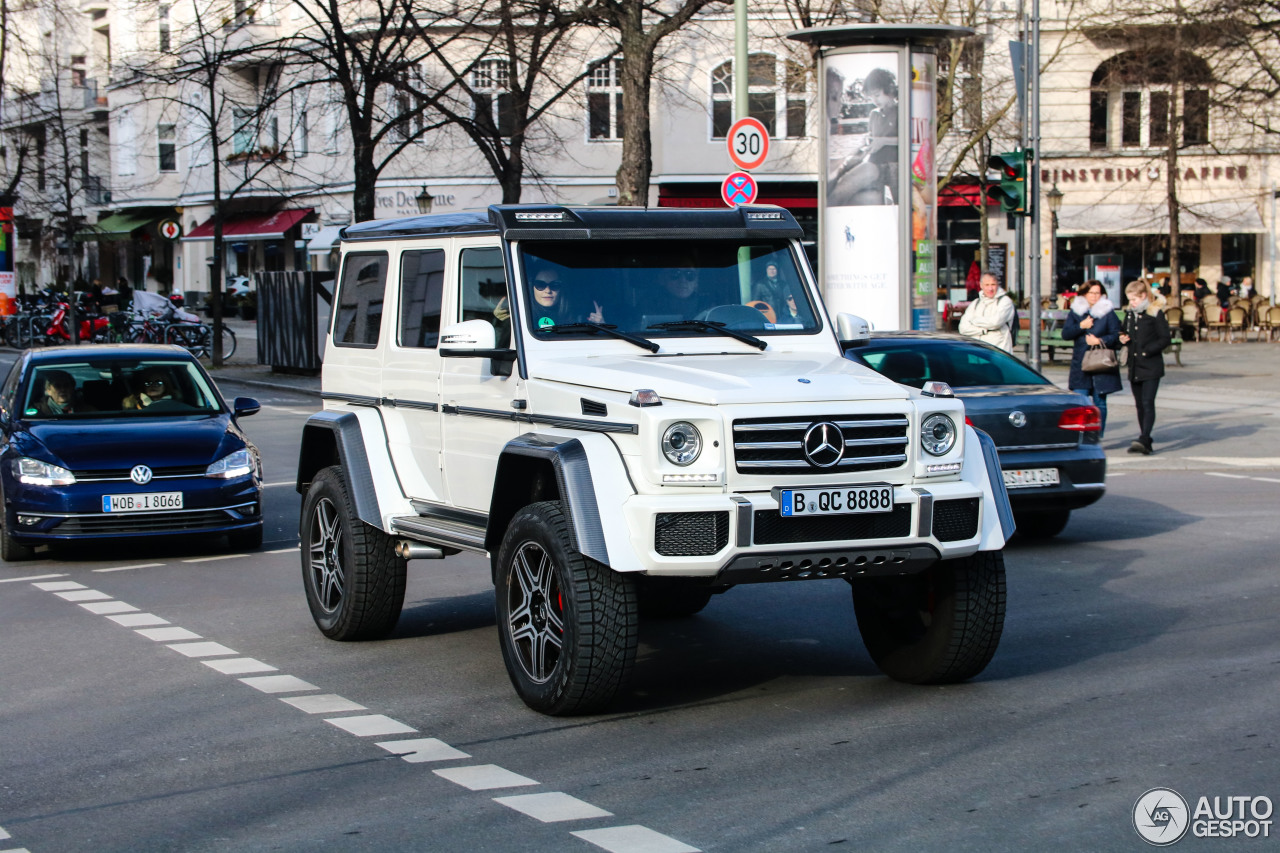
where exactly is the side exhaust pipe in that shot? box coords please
[395,540,445,560]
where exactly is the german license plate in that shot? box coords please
[1002,468,1060,489]
[102,492,184,512]
[779,485,894,517]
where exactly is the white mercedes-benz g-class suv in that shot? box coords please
[297,204,1014,715]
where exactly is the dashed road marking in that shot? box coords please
[136,627,202,642]
[495,791,613,822]
[55,589,112,602]
[434,764,537,791]
[80,601,139,615]
[168,641,238,658]
[263,481,296,488]
[0,826,9,838]
[280,694,366,715]
[0,573,66,583]
[1253,476,1280,483]
[1206,471,1249,479]
[325,714,416,737]
[376,738,470,763]
[240,674,318,693]
[202,657,277,675]
[107,613,169,627]
[571,825,702,853]
[264,548,296,554]
[93,563,164,573]
[181,554,245,563]
[33,581,86,591]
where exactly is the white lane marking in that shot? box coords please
[93,563,164,573]
[55,590,111,602]
[376,738,470,763]
[80,601,139,614]
[107,613,169,627]
[1205,471,1249,479]
[571,825,701,853]
[0,826,9,838]
[494,792,613,823]
[181,554,244,563]
[280,694,367,715]
[1108,472,1125,477]
[433,765,537,791]
[324,715,416,737]
[263,481,296,488]
[168,642,238,657]
[240,674,319,694]
[0,573,65,583]
[264,548,295,554]
[0,848,32,853]
[202,657,277,675]
[1252,476,1280,483]
[136,627,202,642]
[33,581,86,591]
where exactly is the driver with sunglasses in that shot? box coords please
[495,267,605,328]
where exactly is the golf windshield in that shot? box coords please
[23,359,223,418]
[517,240,821,339]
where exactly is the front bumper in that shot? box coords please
[620,479,986,580]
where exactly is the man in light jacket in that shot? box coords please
[958,273,1017,352]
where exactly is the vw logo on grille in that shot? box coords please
[130,465,154,485]
[1008,411,1027,428]
[803,422,845,468]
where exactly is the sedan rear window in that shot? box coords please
[23,360,222,418]
[854,340,1050,388]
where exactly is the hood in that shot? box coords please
[531,351,911,405]
[23,416,240,471]
[1070,295,1115,318]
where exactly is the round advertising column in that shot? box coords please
[790,24,972,332]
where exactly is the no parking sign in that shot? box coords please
[721,172,759,207]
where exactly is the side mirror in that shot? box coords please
[439,319,516,377]
[233,397,260,418]
[837,313,872,348]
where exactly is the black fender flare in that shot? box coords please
[297,410,382,527]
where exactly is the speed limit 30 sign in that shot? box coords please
[727,117,770,171]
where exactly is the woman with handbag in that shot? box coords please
[1118,279,1172,455]
[1062,279,1121,434]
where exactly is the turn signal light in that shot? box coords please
[1058,406,1102,431]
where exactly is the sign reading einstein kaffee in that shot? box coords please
[1042,164,1250,184]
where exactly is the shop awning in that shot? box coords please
[74,212,159,242]
[1057,201,1266,236]
[184,208,313,241]
[302,224,346,253]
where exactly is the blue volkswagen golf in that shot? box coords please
[0,345,262,560]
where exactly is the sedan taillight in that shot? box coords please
[1058,406,1102,431]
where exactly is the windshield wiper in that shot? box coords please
[647,320,767,351]
[544,322,660,353]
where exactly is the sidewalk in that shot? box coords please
[215,318,1280,471]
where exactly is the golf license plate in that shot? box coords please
[102,492,184,513]
[779,484,894,517]
[1002,468,1060,489]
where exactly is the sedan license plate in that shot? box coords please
[1002,468,1060,489]
[102,492,184,513]
[780,485,894,517]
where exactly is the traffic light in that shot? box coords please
[987,149,1031,214]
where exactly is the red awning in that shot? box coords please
[184,208,313,241]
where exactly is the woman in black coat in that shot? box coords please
[1118,280,1171,455]
[1062,279,1122,434]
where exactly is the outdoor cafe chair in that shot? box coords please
[1226,306,1248,343]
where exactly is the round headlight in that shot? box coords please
[920,414,957,457]
[661,422,702,466]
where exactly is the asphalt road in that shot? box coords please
[2,378,1278,852]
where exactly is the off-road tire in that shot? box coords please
[636,576,715,619]
[228,524,264,551]
[1,506,36,562]
[495,501,638,715]
[851,550,1006,684]
[301,466,406,640]
[1014,509,1070,539]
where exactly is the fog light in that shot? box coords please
[17,515,42,526]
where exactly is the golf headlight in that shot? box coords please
[661,422,702,466]
[206,449,254,479]
[13,457,76,486]
[920,414,957,457]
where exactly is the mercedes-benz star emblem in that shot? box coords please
[130,465,154,485]
[803,422,846,468]
[1009,411,1027,428]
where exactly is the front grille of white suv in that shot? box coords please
[731,414,910,475]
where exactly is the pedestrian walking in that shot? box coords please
[1118,279,1171,455]
[958,272,1017,353]
[1062,279,1121,435]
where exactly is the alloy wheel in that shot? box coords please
[506,541,564,683]
[308,497,345,613]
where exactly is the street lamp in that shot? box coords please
[1045,183,1064,298]
[415,186,434,215]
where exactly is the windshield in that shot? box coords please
[517,240,820,340]
[22,359,224,418]
[853,340,1051,388]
